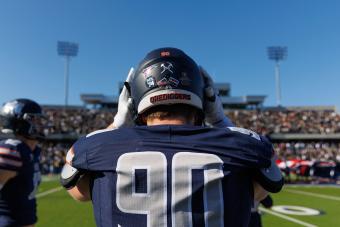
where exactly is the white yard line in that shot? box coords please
[285,189,340,201]
[36,186,63,198]
[285,184,340,189]
[259,207,318,227]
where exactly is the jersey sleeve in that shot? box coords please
[0,145,23,172]
[224,127,274,169]
[71,128,133,172]
[71,136,89,170]
[252,135,274,168]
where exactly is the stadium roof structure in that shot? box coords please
[80,83,267,109]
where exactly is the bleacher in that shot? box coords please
[2,104,340,182]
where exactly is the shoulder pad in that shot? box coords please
[0,139,23,170]
[86,128,114,138]
[4,139,22,147]
[227,127,261,141]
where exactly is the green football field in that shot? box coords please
[36,178,340,227]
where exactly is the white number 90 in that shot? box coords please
[116,152,224,227]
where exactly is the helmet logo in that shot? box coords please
[160,51,170,57]
[145,76,156,88]
[156,76,179,88]
[157,77,168,87]
[160,62,174,74]
[150,93,191,103]
[168,77,179,87]
[142,65,158,78]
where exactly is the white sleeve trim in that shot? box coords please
[86,128,115,138]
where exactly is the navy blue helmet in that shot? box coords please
[130,48,204,118]
[0,98,46,139]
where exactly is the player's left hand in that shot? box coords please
[112,68,136,128]
[200,66,234,128]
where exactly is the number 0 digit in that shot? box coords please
[172,152,224,227]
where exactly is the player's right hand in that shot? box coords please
[113,68,136,128]
[200,66,234,128]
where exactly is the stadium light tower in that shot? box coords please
[267,46,287,106]
[57,41,79,106]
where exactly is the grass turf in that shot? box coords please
[36,180,95,227]
[36,179,340,227]
[262,185,340,227]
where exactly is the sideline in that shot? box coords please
[285,184,340,188]
[36,186,63,199]
[41,175,60,182]
[285,188,340,202]
[259,207,318,227]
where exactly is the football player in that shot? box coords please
[61,47,283,226]
[0,99,45,227]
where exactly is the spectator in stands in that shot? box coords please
[10,106,340,177]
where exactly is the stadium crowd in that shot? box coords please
[274,142,340,162]
[40,142,71,175]
[4,107,340,177]
[43,107,114,135]
[227,109,340,134]
[41,107,340,135]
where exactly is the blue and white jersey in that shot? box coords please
[72,125,273,227]
[0,139,41,227]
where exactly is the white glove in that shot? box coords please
[112,68,136,128]
[200,66,234,128]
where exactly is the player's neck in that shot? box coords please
[147,118,193,126]
[16,135,38,151]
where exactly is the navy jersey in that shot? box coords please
[0,139,41,227]
[72,125,273,227]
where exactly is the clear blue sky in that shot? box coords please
[1,0,339,109]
